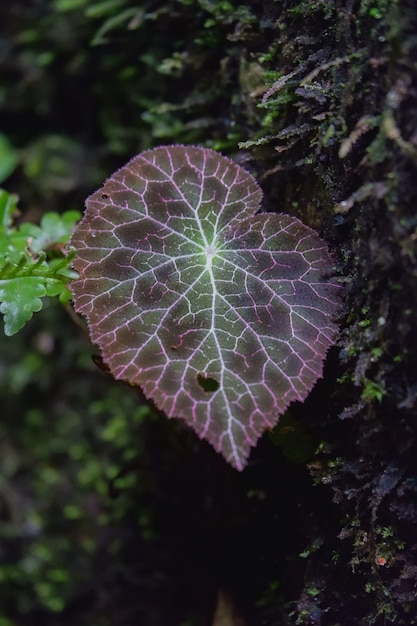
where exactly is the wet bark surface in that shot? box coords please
[0,1,416,624]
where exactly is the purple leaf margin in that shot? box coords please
[70,145,342,470]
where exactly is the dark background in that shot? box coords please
[1,1,417,624]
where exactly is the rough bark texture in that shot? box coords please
[251,2,417,623]
[1,1,416,624]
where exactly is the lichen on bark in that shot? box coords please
[1,0,417,624]
[243,1,417,623]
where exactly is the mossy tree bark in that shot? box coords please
[1,1,416,624]
[247,1,417,623]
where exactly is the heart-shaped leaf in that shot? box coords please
[70,146,341,470]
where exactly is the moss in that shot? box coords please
[239,0,417,623]
[1,0,417,624]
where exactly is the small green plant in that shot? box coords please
[361,378,385,403]
[0,189,79,335]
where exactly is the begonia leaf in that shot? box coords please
[70,145,341,470]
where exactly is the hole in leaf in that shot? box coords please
[197,373,220,393]
[92,354,112,375]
